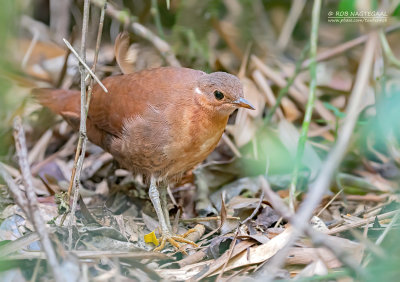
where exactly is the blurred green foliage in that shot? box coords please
[365,224,400,282]
[358,87,400,163]
[0,1,18,158]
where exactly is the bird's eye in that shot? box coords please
[214,90,224,100]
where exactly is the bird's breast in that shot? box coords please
[111,102,228,180]
[164,106,228,176]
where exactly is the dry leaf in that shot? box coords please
[144,230,159,246]
[211,226,293,275]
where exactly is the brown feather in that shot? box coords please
[114,32,135,75]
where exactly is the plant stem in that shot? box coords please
[288,0,321,212]
[151,0,165,38]
[68,0,90,250]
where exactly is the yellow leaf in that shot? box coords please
[144,230,159,246]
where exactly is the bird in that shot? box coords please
[34,66,254,252]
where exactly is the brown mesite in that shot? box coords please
[33,66,254,252]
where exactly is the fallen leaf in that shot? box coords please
[255,206,280,228]
[210,226,293,275]
[144,230,159,246]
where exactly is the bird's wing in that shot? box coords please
[88,67,204,138]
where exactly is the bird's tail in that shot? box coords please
[32,88,80,115]
[32,88,81,129]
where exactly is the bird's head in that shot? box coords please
[194,72,255,116]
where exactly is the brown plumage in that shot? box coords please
[34,66,254,252]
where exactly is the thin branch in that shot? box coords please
[240,189,264,225]
[90,0,180,67]
[302,23,400,69]
[375,209,400,245]
[316,188,343,217]
[57,27,77,88]
[221,133,242,158]
[0,163,29,214]
[216,227,239,281]
[252,69,285,120]
[379,29,400,68]
[62,38,108,93]
[13,117,63,282]
[211,16,243,60]
[85,0,107,113]
[258,176,366,279]
[260,31,378,281]
[276,0,307,51]
[66,0,107,250]
[294,31,377,235]
[289,0,321,212]
[68,0,91,250]
[326,210,399,235]
[21,29,39,68]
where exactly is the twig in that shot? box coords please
[252,69,285,120]
[375,209,400,245]
[12,117,63,282]
[326,210,400,235]
[316,188,343,217]
[6,250,169,260]
[180,216,240,223]
[30,258,41,282]
[21,28,39,68]
[0,163,29,214]
[62,38,108,93]
[86,1,107,114]
[241,189,264,225]
[216,227,239,281]
[361,209,400,268]
[379,29,400,68]
[306,228,366,276]
[261,31,378,281]
[68,0,91,250]
[221,133,242,158]
[349,230,385,258]
[258,176,366,279]
[0,229,40,256]
[211,17,243,60]
[238,43,252,78]
[289,0,321,212]
[90,0,180,67]
[295,30,377,233]
[276,0,307,51]
[302,23,400,68]
[57,27,77,88]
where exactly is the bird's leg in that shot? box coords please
[160,186,172,231]
[149,177,170,235]
[149,177,198,253]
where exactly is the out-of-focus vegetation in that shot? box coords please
[0,2,19,157]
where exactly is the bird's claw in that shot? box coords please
[153,228,199,255]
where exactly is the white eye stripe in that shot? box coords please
[195,87,203,95]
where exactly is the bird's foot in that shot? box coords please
[154,229,198,255]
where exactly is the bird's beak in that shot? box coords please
[233,98,255,110]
